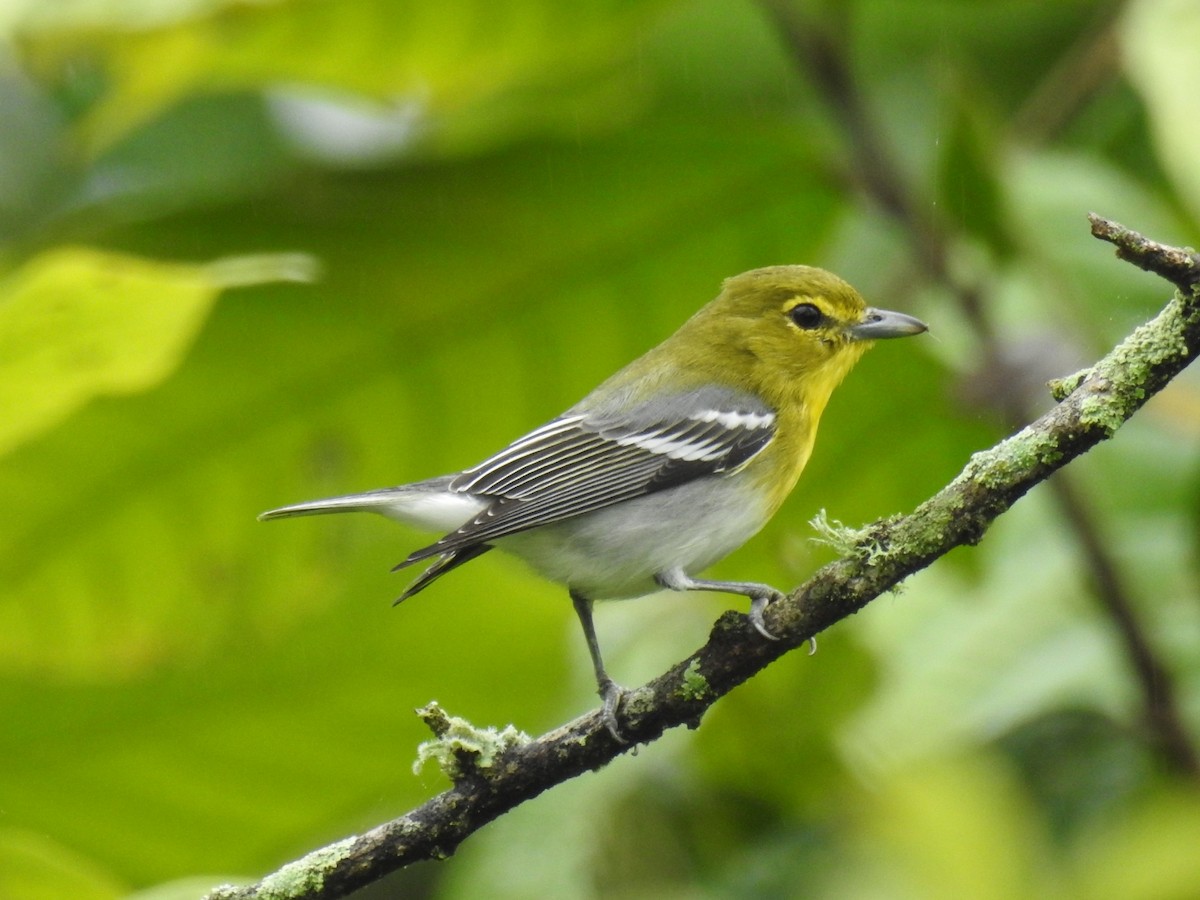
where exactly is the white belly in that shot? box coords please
[498,475,770,600]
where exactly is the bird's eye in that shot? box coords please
[788,302,824,330]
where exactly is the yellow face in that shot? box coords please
[598,265,924,423]
[778,288,869,357]
[659,265,925,412]
[708,266,874,380]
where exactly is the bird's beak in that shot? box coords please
[847,307,928,340]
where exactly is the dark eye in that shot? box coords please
[788,302,824,329]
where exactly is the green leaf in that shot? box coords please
[0,247,315,459]
[18,0,677,153]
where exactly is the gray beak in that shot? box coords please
[848,307,928,340]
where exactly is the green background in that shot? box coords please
[2,0,1199,897]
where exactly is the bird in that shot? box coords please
[260,266,927,740]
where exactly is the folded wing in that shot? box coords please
[400,387,777,567]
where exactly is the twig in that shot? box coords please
[1089,212,1200,289]
[206,219,1200,900]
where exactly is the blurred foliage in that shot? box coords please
[1,0,1198,897]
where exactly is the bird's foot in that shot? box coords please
[598,678,628,743]
[748,591,783,641]
[748,592,816,653]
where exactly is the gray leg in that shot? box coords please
[570,590,626,742]
[656,567,783,641]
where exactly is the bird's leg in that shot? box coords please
[570,590,626,742]
[656,567,787,643]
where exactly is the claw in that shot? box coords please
[748,592,782,641]
[807,636,818,655]
[599,678,627,743]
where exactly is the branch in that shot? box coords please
[206,218,1200,899]
[758,0,1200,777]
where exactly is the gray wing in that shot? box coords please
[399,386,776,566]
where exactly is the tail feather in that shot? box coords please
[260,479,494,597]
[257,490,407,520]
[258,476,484,532]
[394,544,493,603]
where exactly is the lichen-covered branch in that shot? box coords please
[206,218,1200,900]
[762,0,1199,779]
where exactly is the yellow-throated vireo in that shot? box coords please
[261,266,926,739]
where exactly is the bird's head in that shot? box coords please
[673,265,927,410]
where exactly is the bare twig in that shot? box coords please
[207,219,1200,900]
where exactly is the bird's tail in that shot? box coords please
[258,491,400,520]
[392,544,493,602]
[258,476,483,533]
